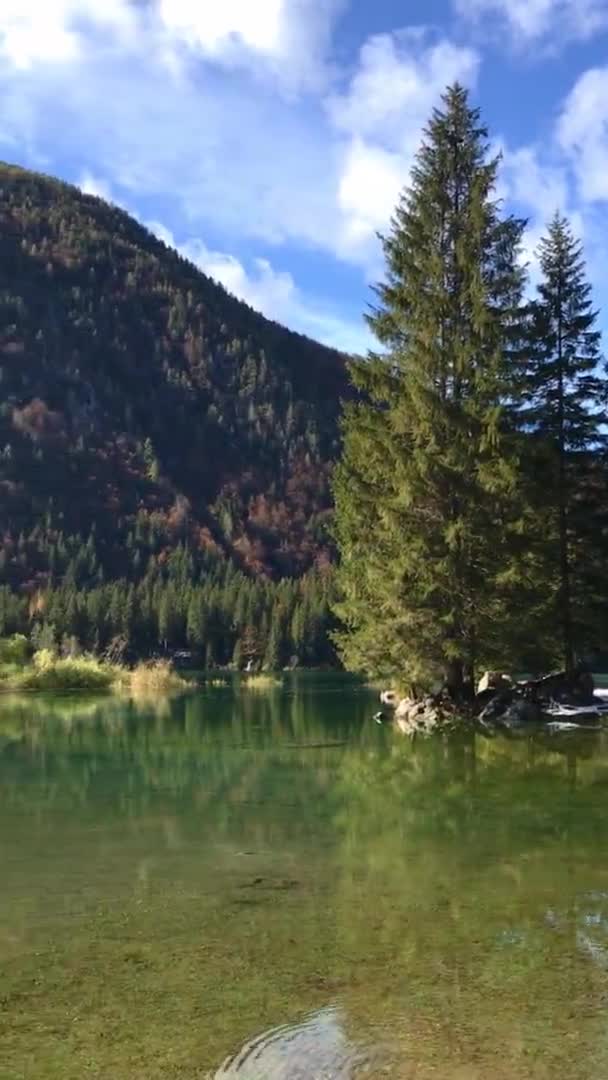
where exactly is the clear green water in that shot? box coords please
[2,675,608,1079]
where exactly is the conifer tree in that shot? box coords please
[186,591,204,648]
[263,610,283,671]
[523,214,606,672]
[158,593,173,649]
[241,624,260,667]
[333,84,525,693]
[232,637,243,669]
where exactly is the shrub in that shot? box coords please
[16,653,116,691]
[127,660,187,695]
[0,634,31,666]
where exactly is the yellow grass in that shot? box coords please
[0,643,187,696]
[122,660,188,695]
[241,673,282,690]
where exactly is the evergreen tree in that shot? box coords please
[333,84,525,693]
[204,640,215,670]
[263,610,283,671]
[523,214,606,671]
[143,438,160,483]
[158,593,173,648]
[232,637,243,669]
[241,624,260,667]
[31,621,56,652]
[186,593,206,649]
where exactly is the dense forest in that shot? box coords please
[4,82,608,682]
[0,163,346,665]
[334,84,608,691]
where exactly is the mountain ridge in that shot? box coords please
[0,161,350,590]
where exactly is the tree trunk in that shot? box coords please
[445,658,464,699]
[557,280,574,675]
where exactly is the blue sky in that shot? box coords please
[2,0,608,353]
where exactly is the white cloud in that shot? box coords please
[499,146,570,220]
[159,0,285,55]
[0,0,344,95]
[455,0,608,44]
[147,222,372,354]
[0,0,354,263]
[327,31,479,150]
[158,0,344,91]
[336,138,405,260]
[0,0,135,69]
[327,30,479,265]
[497,143,582,285]
[11,0,587,344]
[159,0,347,95]
[558,67,608,203]
[78,170,117,203]
[0,7,485,274]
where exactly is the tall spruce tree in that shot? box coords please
[332,84,525,694]
[523,214,605,672]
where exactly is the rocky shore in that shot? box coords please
[377,668,608,737]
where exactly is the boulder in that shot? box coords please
[501,699,544,727]
[478,690,543,728]
[477,670,513,695]
[380,690,400,708]
[527,668,595,706]
[395,696,416,718]
[394,696,446,736]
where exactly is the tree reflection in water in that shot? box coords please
[2,680,608,1078]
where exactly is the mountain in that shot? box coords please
[0,162,350,594]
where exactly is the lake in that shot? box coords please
[2,674,608,1079]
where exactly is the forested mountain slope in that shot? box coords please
[0,163,349,593]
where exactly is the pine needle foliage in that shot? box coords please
[332,85,526,692]
[522,214,606,671]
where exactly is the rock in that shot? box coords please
[394,696,448,736]
[395,714,414,735]
[478,688,515,725]
[380,690,400,707]
[477,670,513,695]
[478,690,543,728]
[527,667,595,706]
[395,696,416,718]
[501,699,544,726]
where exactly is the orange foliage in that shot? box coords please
[12,398,65,441]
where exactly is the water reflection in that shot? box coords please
[211,1006,378,1079]
[2,680,608,1078]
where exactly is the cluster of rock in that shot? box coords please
[378,690,458,736]
[476,668,602,731]
[393,697,451,736]
[377,667,608,737]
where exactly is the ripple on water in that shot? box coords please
[211,1006,384,1079]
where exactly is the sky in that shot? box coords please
[2,0,608,354]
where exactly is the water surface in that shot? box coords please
[2,675,608,1079]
